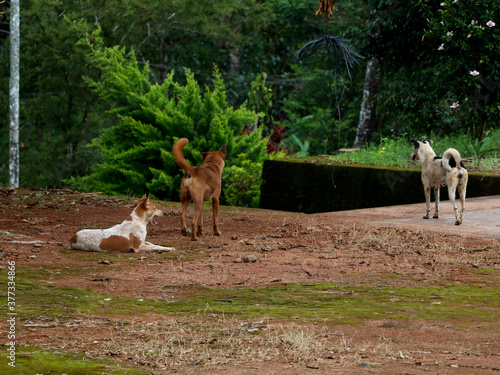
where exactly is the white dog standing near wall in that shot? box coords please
[410,140,468,225]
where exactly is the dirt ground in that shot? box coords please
[0,188,499,374]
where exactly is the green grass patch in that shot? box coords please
[0,346,147,375]
[173,282,499,323]
[2,281,168,319]
[12,264,94,284]
[472,267,500,276]
[1,280,497,324]
[330,136,500,174]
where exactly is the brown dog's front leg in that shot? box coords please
[212,197,222,236]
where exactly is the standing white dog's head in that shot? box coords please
[410,139,434,162]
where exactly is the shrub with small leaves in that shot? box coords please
[69,30,268,206]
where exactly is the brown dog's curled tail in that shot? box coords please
[442,148,463,172]
[173,138,195,176]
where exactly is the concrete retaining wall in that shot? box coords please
[260,158,500,213]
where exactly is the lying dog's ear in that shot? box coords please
[423,139,431,144]
[410,140,420,149]
[138,194,149,208]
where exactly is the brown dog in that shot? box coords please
[173,138,227,241]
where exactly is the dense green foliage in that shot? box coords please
[0,0,274,189]
[0,0,498,201]
[69,31,267,204]
[359,0,500,138]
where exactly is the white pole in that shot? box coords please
[9,0,20,187]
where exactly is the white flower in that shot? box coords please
[486,21,495,27]
[470,70,480,76]
[438,44,445,50]
[447,31,454,37]
[450,102,459,109]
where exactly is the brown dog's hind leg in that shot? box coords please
[196,210,203,237]
[191,198,203,241]
[433,188,440,219]
[212,197,222,236]
[180,196,190,236]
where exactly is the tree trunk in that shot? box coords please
[9,0,20,187]
[229,47,240,76]
[354,57,380,148]
[229,47,240,106]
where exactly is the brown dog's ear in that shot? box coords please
[201,152,208,160]
[219,145,227,158]
[410,140,420,148]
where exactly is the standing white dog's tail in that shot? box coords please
[441,148,464,173]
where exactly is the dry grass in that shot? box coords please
[90,316,333,372]
[27,312,498,374]
[87,313,463,374]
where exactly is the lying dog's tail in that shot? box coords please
[442,148,465,174]
[173,138,195,176]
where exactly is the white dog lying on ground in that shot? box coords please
[69,194,174,252]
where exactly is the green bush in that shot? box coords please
[68,30,268,206]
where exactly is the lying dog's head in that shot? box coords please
[410,139,432,161]
[133,194,165,225]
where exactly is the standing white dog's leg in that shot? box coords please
[457,177,467,225]
[433,188,440,219]
[447,184,460,225]
[424,187,431,219]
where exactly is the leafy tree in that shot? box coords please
[359,0,500,139]
[278,1,366,155]
[420,0,499,139]
[0,0,103,186]
[0,0,272,188]
[69,31,268,206]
